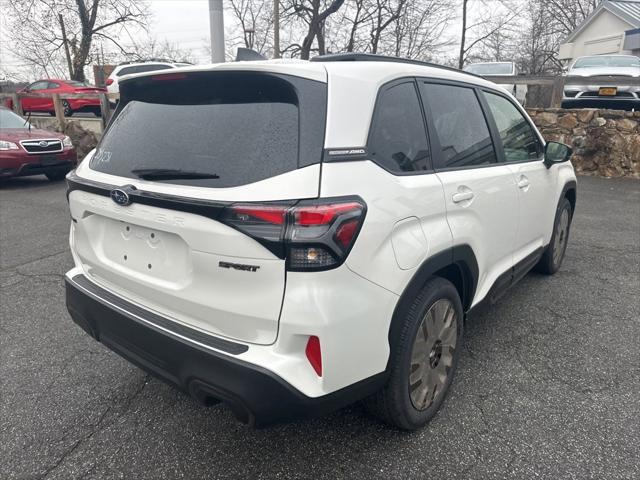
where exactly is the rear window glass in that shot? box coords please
[91,72,326,187]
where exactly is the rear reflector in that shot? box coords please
[305,336,322,376]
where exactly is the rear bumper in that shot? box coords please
[65,273,386,426]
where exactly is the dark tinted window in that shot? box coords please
[420,83,496,169]
[368,81,430,173]
[48,82,60,89]
[117,64,172,77]
[91,72,326,188]
[484,92,542,162]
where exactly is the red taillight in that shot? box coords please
[231,206,287,225]
[106,78,114,86]
[305,336,322,376]
[294,202,362,226]
[335,219,359,248]
[151,73,187,81]
[219,198,366,271]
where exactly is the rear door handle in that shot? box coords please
[452,191,474,203]
[517,176,530,189]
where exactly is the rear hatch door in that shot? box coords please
[68,68,327,345]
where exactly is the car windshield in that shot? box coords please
[0,108,29,129]
[464,63,513,75]
[572,56,640,68]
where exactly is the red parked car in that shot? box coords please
[0,107,77,181]
[15,79,106,117]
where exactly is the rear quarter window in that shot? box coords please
[367,81,431,173]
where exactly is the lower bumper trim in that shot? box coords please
[65,274,387,426]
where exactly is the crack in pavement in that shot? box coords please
[38,374,150,480]
[0,249,69,273]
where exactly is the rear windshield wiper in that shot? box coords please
[131,168,220,180]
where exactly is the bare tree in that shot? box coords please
[5,0,149,81]
[457,0,519,69]
[367,0,405,54]
[284,0,346,59]
[390,0,454,60]
[538,0,598,35]
[343,0,374,52]
[125,38,196,64]
[226,0,274,56]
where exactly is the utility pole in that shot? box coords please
[273,0,280,59]
[58,13,74,78]
[209,0,225,63]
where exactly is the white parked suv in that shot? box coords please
[106,61,191,100]
[65,53,577,429]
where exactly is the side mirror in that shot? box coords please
[544,141,572,168]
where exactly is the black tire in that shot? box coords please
[364,277,463,430]
[535,197,572,275]
[45,171,69,181]
[62,100,73,117]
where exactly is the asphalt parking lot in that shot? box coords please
[1,175,639,480]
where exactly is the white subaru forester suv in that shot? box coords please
[65,54,577,430]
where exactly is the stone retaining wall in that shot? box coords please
[526,108,640,178]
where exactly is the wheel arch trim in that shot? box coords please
[386,245,478,368]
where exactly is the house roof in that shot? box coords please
[565,0,640,43]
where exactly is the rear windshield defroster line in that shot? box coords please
[90,71,327,188]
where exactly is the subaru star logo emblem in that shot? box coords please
[110,188,131,206]
[38,140,49,147]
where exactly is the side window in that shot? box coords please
[368,81,431,173]
[484,92,542,162]
[137,64,172,73]
[29,81,49,91]
[48,82,60,89]
[420,83,497,169]
[117,66,139,76]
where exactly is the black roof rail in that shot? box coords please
[310,53,484,80]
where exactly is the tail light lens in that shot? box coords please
[106,78,114,86]
[219,197,366,271]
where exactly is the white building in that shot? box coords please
[559,0,640,64]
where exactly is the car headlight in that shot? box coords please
[0,140,19,151]
[62,136,73,148]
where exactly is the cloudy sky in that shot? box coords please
[146,0,212,64]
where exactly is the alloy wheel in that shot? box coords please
[408,299,458,411]
[553,208,570,267]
